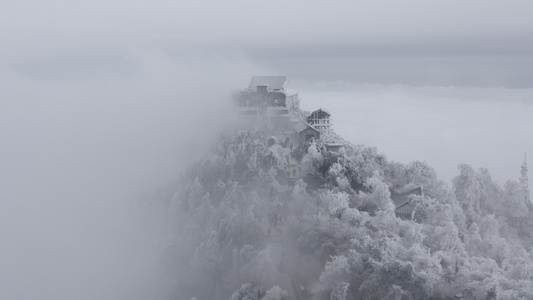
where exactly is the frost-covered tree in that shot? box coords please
[149,128,533,300]
[520,153,531,210]
[476,168,504,215]
[262,286,291,300]
[453,164,482,222]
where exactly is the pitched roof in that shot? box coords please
[310,108,331,117]
[249,76,287,91]
[293,118,319,133]
[391,187,422,208]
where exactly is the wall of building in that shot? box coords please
[286,94,300,110]
[308,111,332,134]
[299,127,320,142]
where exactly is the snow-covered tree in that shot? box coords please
[520,153,531,210]
[150,128,533,299]
[453,164,482,220]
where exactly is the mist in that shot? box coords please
[298,84,533,186]
[0,50,261,299]
[2,0,533,299]
[4,54,531,298]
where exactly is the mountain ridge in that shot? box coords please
[150,110,533,300]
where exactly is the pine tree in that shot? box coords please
[520,153,531,211]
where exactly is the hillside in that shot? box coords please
[149,125,533,300]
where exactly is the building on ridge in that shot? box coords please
[292,118,320,143]
[308,108,332,134]
[235,76,300,111]
[391,187,423,220]
[234,76,301,131]
[234,76,343,148]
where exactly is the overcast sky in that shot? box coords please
[3,1,533,45]
[3,0,533,88]
[2,1,533,299]
[3,1,533,68]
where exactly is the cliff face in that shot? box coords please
[154,130,533,300]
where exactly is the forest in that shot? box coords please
[145,130,533,300]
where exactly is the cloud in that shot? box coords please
[299,84,533,186]
[0,47,267,299]
[1,1,533,298]
[2,0,533,56]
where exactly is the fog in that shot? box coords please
[299,84,533,187]
[2,0,533,299]
[0,51,264,299]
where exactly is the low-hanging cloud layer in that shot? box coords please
[299,84,533,186]
[1,0,533,299]
[0,51,266,299]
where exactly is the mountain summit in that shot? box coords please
[152,78,533,300]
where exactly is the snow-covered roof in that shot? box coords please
[311,108,331,117]
[249,76,287,91]
[284,89,298,96]
[293,118,318,133]
[391,187,422,208]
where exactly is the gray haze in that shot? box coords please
[299,85,533,187]
[0,53,251,299]
[1,0,533,299]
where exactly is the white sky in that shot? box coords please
[2,0,533,62]
[300,85,533,186]
[2,1,533,43]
